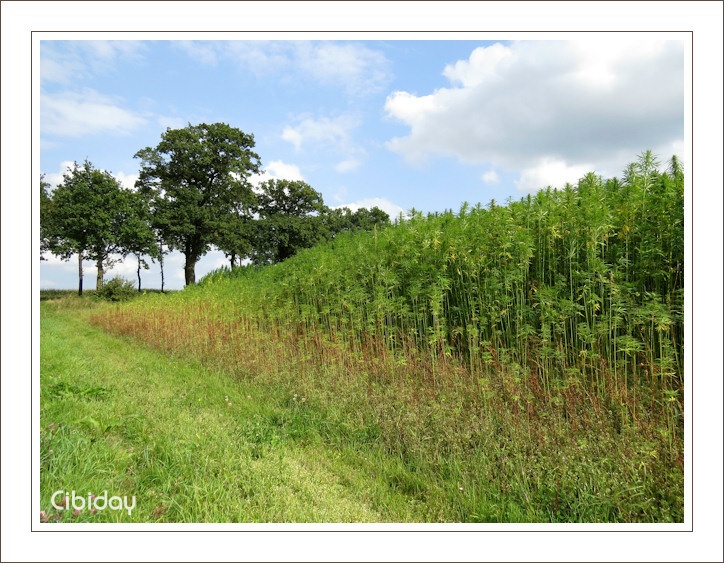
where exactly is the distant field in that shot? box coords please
[40,288,173,300]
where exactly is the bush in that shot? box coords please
[95,276,137,302]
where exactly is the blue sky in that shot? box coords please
[39,37,685,290]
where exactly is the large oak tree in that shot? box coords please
[135,122,261,285]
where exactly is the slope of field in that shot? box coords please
[41,298,454,522]
[89,154,685,522]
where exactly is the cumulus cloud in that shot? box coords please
[385,39,684,191]
[263,160,305,181]
[41,89,147,137]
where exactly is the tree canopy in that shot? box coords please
[251,179,329,265]
[44,160,135,295]
[135,122,261,285]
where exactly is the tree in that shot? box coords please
[251,179,328,264]
[45,160,130,295]
[214,199,257,269]
[135,122,261,285]
[349,206,390,231]
[39,174,54,261]
[117,189,161,292]
[323,205,391,239]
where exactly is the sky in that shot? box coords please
[38,37,687,290]
[39,37,686,290]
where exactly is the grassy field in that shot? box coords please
[40,294,475,523]
[42,287,682,524]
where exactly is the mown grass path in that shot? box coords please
[40,300,430,523]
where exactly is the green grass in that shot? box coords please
[46,292,683,523]
[40,298,441,523]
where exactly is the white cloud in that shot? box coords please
[44,160,76,189]
[264,160,305,181]
[41,89,147,137]
[294,42,392,95]
[514,158,592,193]
[385,39,684,191]
[282,114,360,151]
[385,91,440,124]
[443,42,514,88]
[481,170,499,184]
[282,114,366,172]
[114,171,139,191]
[250,160,305,189]
[335,159,361,173]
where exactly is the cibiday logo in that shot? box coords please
[51,490,136,516]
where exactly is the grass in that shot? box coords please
[43,294,684,523]
[40,296,435,523]
[88,290,683,523]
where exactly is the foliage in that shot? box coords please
[42,123,391,284]
[251,179,329,264]
[43,161,135,294]
[95,276,138,302]
[213,205,255,269]
[40,174,54,261]
[118,189,161,292]
[324,206,391,237]
[135,122,262,285]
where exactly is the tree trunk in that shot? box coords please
[78,253,83,296]
[96,258,104,291]
[137,254,142,292]
[160,254,165,293]
[184,255,196,286]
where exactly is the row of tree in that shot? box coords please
[40,122,391,293]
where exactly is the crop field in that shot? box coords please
[41,157,684,523]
